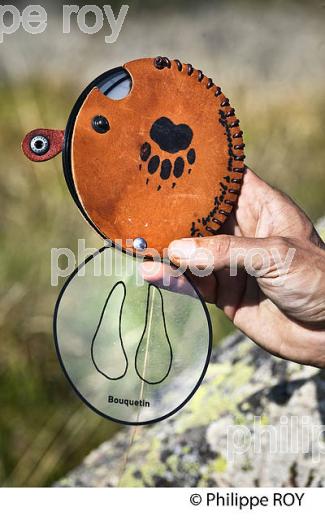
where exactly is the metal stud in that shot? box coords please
[133,237,147,250]
[30,135,49,155]
[92,115,110,134]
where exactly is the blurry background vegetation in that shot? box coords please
[0,0,324,486]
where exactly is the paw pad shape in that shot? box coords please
[140,117,196,183]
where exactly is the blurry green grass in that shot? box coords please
[0,79,119,487]
[0,73,324,486]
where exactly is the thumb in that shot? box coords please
[168,235,287,274]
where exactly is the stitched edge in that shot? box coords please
[153,56,246,237]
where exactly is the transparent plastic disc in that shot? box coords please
[54,247,211,425]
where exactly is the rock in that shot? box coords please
[56,219,325,487]
[56,332,325,487]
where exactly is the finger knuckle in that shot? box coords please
[271,237,289,256]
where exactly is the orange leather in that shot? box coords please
[71,57,245,256]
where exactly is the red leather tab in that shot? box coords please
[22,128,64,162]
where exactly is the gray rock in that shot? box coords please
[56,332,325,487]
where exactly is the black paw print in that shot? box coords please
[139,117,196,185]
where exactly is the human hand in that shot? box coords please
[139,168,325,368]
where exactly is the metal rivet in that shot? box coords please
[92,115,110,134]
[30,135,49,155]
[133,237,147,250]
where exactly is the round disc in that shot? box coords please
[54,247,212,425]
[63,57,245,256]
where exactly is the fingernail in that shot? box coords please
[168,239,197,260]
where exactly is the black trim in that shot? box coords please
[102,75,129,96]
[53,247,213,426]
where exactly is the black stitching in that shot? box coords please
[153,57,245,218]
[154,56,165,69]
[154,56,171,69]
[221,98,230,107]
[206,226,218,235]
[226,109,235,117]
[187,63,194,75]
[197,70,204,82]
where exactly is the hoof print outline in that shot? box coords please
[135,284,173,385]
[91,281,128,381]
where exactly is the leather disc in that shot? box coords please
[66,57,245,256]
